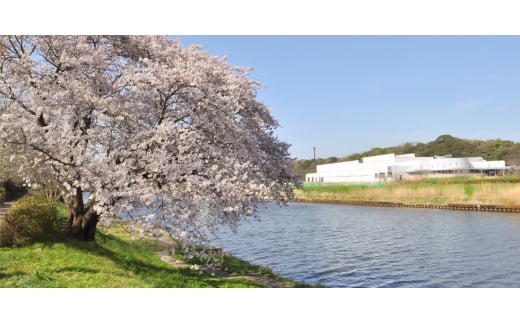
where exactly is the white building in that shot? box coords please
[305,153,508,183]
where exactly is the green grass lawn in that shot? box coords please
[0,202,307,288]
[0,230,272,287]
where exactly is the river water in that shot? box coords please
[210,203,520,287]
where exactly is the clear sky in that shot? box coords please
[175,36,520,160]
[4,1,520,161]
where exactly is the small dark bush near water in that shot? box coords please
[0,193,61,247]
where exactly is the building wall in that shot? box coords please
[306,153,508,183]
[313,158,394,183]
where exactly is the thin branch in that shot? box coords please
[29,144,76,167]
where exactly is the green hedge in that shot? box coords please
[0,193,61,247]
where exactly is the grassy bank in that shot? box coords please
[297,176,520,206]
[0,203,307,288]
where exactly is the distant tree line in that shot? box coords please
[291,134,520,176]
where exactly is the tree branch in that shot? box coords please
[29,144,76,167]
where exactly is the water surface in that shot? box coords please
[211,203,520,287]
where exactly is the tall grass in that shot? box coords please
[298,181,520,205]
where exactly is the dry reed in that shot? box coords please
[296,182,520,206]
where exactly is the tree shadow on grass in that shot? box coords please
[54,267,102,274]
[60,232,246,288]
[0,269,27,281]
[0,228,264,287]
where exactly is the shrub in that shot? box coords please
[0,187,5,204]
[0,193,61,247]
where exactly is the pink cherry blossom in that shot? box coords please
[0,36,296,244]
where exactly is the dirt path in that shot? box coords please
[155,250,293,288]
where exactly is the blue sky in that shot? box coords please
[174,36,520,160]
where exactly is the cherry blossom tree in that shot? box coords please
[0,141,23,182]
[0,36,295,242]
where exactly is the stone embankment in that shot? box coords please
[294,198,520,213]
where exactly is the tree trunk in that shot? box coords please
[66,187,98,241]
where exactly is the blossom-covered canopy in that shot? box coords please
[0,36,295,242]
